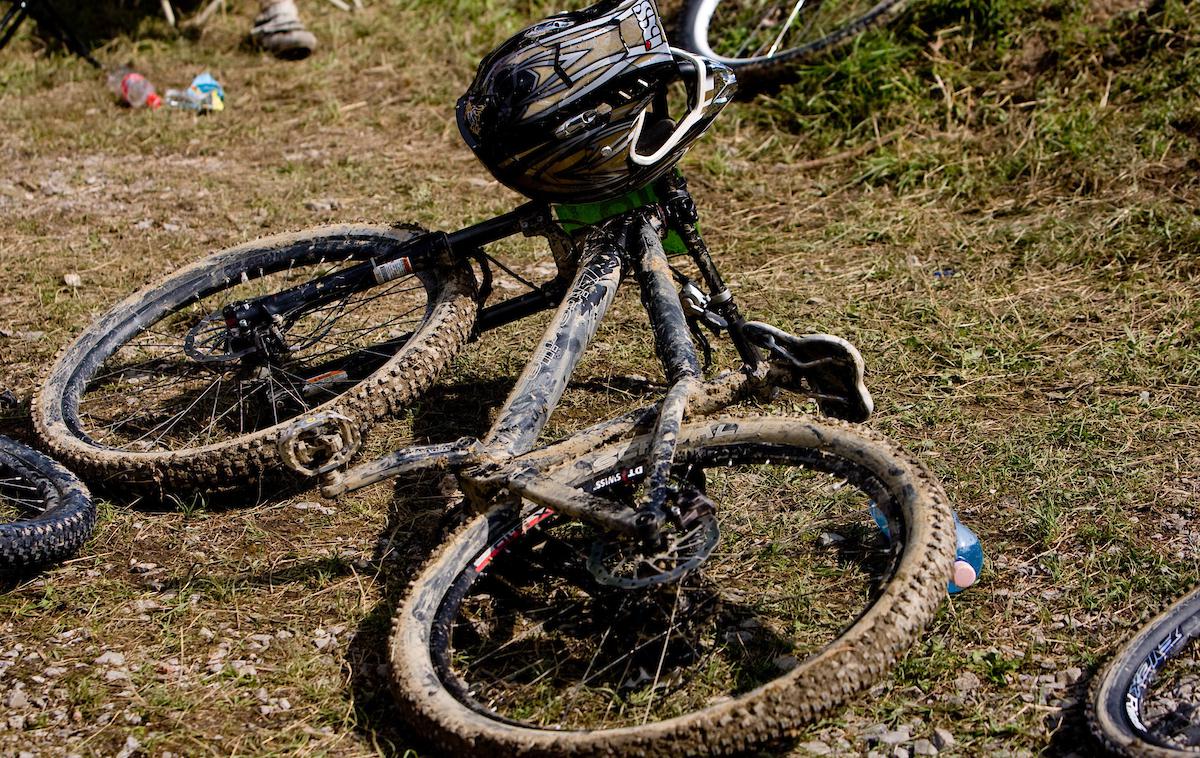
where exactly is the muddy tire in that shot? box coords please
[33,225,477,491]
[1088,585,1200,757]
[676,0,909,91]
[390,414,954,756]
[0,435,95,572]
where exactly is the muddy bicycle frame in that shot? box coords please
[277,171,834,544]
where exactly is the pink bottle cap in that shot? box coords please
[953,560,977,589]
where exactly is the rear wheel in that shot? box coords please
[0,436,95,572]
[390,414,954,756]
[34,225,477,490]
[676,0,909,88]
[1090,585,1200,757]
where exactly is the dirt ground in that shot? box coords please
[1,0,1198,755]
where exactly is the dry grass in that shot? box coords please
[0,0,1198,754]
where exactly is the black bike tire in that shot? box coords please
[0,435,95,571]
[675,0,909,89]
[390,414,954,756]
[1089,585,1200,757]
[33,225,477,490]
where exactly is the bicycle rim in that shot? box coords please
[1091,585,1200,756]
[682,0,903,67]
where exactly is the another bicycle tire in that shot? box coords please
[0,435,95,571]
[676,0,909,88]
[1090,585,1200,757]
[34,225,477,490]
[390,414,954,756]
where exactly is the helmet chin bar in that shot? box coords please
[627,48,724,167]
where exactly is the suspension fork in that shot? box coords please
[656,172,761,369]
[629,212,704,539]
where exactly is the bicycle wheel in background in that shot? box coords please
[0,435,95,572]
[390,414,955,756]
[34,225,477,491]
[676,0,909,89]
[1090,585,1200,757]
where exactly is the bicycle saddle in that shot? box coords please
[741,321,874,423]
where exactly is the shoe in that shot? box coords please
[251,0,317,60]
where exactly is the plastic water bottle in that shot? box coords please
[869,502,983,594]
[166,72,226,112]
[107,66,163,110]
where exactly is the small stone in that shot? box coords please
[292,501,336,515]
[16,330,44,342]
[880,727,910,746]
[932,727,955,749]
[893,749,910,758]
[798,741,832,755]
[913,738,938,756]
[63,273,82,288]
[1060,666,1084,685]
[94,651,126,666]
[8,714,26,730]
[860,723,889,741]
[162,222,181,232]
[954,670,982,693]
[199,627,215,640]
[818,532,845,546]
[6,688,28,708]
[304,198,340,212]
[115,735,141,758]
[104,669,129,681]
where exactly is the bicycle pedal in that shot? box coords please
[742,322,874,422]
[277,410,362,477]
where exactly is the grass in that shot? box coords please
[0,0,1198,754]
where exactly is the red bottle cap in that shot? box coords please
[146,92,163,109]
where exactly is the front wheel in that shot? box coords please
[1089,585,1200,757]
[34,225,477,490]
[390,414,955,756]
[676,0,909,89]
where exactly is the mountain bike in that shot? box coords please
[32,167,956,753]
[0,434,94,572]
[31,0,965,743]
[676,0,909,88]
[1090,585,1200,757]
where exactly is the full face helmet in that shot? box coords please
[457,0,736,204]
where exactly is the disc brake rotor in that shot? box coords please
[183,312,256,364]
[587,488,720,589]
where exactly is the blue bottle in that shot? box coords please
[869,503,983,594]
